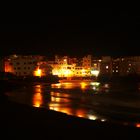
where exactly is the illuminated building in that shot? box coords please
[4,55,42,76]
[34,68,42,77]
[51,55,101,78]
[99,56,112,75]
[82,55,92,69]
[111,56,140,76]
[112,58,120,75]
[33,61,52,77]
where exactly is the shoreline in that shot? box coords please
[0,98,137,138]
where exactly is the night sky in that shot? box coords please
[1,6,140,58]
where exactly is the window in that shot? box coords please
[18,67,20,70]
[28,67,30,69]
[24,62,26,65]
[24,67,26,69]
[16,62,20,65]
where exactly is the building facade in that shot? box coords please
[99,56,112,75]
[82,55,92,69]
[4,55,42,76]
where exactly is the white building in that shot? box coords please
[4,55,42,76]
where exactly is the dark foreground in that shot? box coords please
[0,94,140,139]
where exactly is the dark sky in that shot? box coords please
[1,6,140,58]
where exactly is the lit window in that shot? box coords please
[116,70,118,72]
[106,66,109,69]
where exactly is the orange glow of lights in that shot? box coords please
[34,68,42,77]
[32,92,43,107]
[80,82,87,89]
[76,110,86,118]
[51,83,61,88]
[49,105,73,115]
[136,123,140,128]
[63,70,72,77]
[51,96,61,102]
[34,85,42,93]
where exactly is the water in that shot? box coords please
[5,80,140,127]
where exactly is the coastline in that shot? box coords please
[0,75,139,138]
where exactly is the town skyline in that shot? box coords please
[1,54,140,78]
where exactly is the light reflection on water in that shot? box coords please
[32,81,105,121]
[6,81,140,127]
[32,85,43,107]
[33,92,43,107]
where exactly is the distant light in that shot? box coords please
[116,70,118,72]
[91,70,99,77]
[101,119,106,122]
[88,115,97,120]
[90,82,100,86]
[99,60,102,62]
[136,123,140,128]
[13,54,18,58]
[104,84,109,88]
[106,66,109,69]
[34,68,42,77]
[80,82,87,89]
